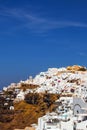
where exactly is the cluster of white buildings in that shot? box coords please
[35,95,87,130]
[2,66,87,100]
[32,67,87,95]
[2,65,87,130]
[31,67,83,93]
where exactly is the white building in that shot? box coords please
[16,91,25,100]
[37,112,60,130]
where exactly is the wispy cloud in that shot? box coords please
[79,52,87,57]
[0,7,87,33]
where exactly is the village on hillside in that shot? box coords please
[0,65,87,130]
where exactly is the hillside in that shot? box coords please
[0,65,87,130]
[0,93,59,130]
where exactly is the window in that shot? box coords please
[77,110,79,114]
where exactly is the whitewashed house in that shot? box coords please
[16,91,25,100]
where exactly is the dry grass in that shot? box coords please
[20,84,39,91]
[0,93,59,130]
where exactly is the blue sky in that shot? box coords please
[0,0,87,89]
